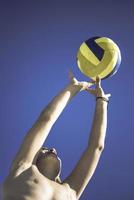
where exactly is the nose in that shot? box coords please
[50,148,57,154]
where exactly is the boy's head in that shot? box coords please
[35,147,62,182]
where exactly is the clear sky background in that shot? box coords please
[0,1,134,200]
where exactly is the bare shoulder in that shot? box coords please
[2,165,53,200]
[8,162,32,177]
[4,164,43,184]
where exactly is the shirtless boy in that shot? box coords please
[2,71,110,200]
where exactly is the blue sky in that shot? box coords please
[0,1,134,199]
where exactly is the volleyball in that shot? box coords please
[77,36,121,80]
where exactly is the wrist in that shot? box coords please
[96,96,109,104]
[66,83,82,97]
[68,82,83,91]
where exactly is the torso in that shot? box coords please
[2,165,76,200]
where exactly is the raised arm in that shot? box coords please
[10,72,94,171]
[63,77,111,199]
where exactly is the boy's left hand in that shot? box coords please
[69,70,95,91]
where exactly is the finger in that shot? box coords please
[86,80,96,88]
[91,79,96,83]
[86,88,96,95]
[69,69,74,79]
[96,76,101,88]
[106,93,111,98]
[69,70,79,85]
[69,69,74,77]
[88,82,95,87]
[90,80,96,84]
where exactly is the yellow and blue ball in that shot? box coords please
[77,36,121,80]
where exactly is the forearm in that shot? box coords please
[39,83,82,123]
[10,83,82,167]
[88,99,108,149]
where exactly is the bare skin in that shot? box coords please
[2,72,111,200]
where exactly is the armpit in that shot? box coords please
[63,183,77,200]
[9,161,31,176]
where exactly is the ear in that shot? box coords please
[55,176,62,184]
[32,149,41,165]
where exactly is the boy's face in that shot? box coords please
[36,147,61,180]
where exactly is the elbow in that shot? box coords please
[39,113,52,122]
[88,142,105,152]
[96,143,105,151]
[90,142,105,152]
[98,144,104,151]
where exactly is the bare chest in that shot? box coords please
[3,166,76,200]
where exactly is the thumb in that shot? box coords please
[69,69,78,84]
[106,93,111,98]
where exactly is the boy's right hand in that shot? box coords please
[86,76,111,100]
